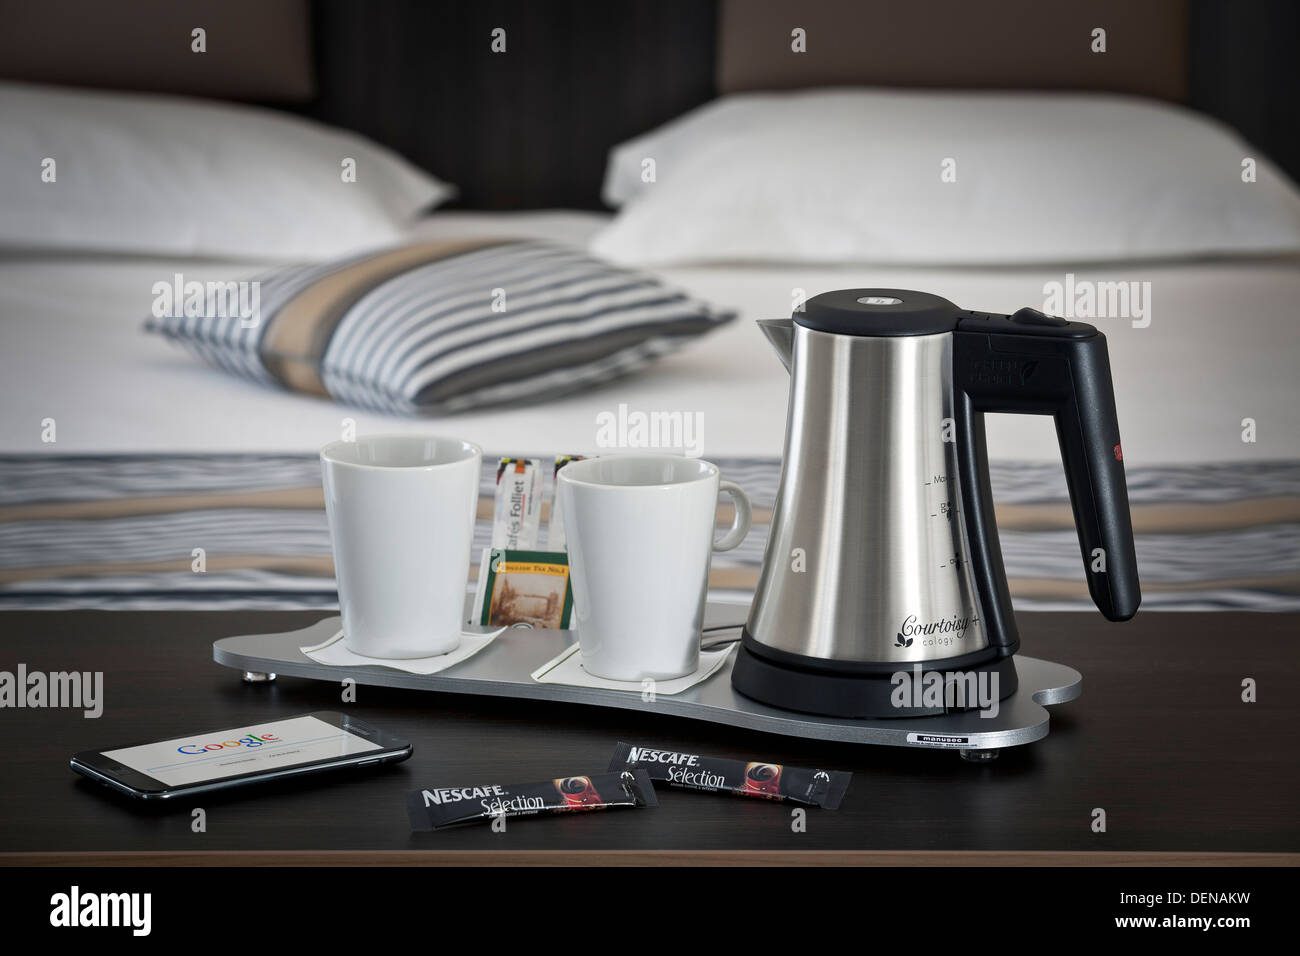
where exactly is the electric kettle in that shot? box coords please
[732,289,1140,718]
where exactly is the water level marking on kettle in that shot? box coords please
[930,499,958,521]
[924,471,959,522]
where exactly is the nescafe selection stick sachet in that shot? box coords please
[609,742,852,809]
[407,769,657,830]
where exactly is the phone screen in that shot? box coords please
[101,715,383,788]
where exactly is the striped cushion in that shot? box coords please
[146,240,734,413]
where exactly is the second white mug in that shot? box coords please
[557,455,752,681]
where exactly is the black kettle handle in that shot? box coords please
[952,309,1141,651]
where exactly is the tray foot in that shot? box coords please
[241,670,277,683]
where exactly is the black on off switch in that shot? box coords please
[1011,307,1069,327]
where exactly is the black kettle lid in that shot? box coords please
[795,289,963,336]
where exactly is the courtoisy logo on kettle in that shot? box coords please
[177,732,280,755]
[895,614,973,648]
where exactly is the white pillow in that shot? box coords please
[0,82,453,261]
[593,89,1300,266]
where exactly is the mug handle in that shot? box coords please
[714,480,753,552]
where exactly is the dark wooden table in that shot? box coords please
[1,610,1296,865]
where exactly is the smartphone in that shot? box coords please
[70,711,411,801]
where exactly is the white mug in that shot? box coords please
[320,434,481,659]
[558,455,752,681]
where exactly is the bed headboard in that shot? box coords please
[0,0,314,101]
[717,0,1189,102]
[1,0,1294,206]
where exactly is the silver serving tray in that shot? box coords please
[213,602,1081,753]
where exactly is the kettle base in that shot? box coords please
[731,643,1019,719]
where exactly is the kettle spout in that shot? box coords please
[757,318,794,373]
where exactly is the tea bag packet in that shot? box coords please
[545,454,585,550]
[407,770,657,830]
[473,548,574,629]
[492,457,542,549]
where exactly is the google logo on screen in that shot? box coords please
[177,732,280,755]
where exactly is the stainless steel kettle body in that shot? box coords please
[748,321,988,666]
[733,289,1141,718]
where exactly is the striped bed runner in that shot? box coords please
[1,455,1297,611]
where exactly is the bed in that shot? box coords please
[1,0,1297,613]
[2,213,1297,610]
